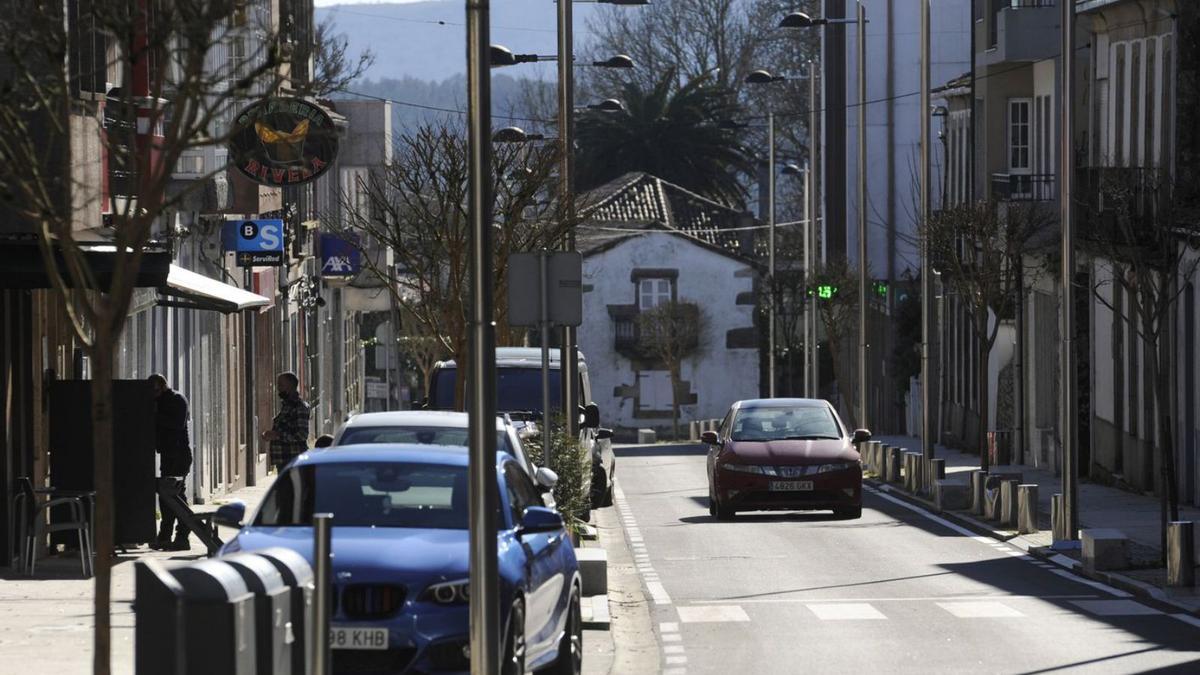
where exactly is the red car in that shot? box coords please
[703,398,869,520]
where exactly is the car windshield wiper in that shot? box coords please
[778,435,840,441]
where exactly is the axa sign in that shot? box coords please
[319,233,361,277]
[229,97,339,187]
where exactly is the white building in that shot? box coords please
[577,173,761,439]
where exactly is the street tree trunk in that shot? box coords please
[977,311,992,473]
[90,327,114,675]
[1145,309,1180,564]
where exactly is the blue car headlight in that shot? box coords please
[421,579,470,605]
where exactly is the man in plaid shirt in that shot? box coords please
[262,371,311,472]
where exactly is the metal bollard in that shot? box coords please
[1051,494,1068,542]
[887,447,902,483]
[1017,484,1039,534]
[999,479,1020,528]
[970,470,986,515]
[313,513,334,675]
[1167,521,1195,587]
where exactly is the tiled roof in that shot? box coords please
[577,172,753,257]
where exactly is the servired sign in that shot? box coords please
[229,97,339,187]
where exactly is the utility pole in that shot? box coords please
[856,0,868,430]
[1058,0,1079,543]
[768,111,776,398]
[557,0,580,436]
[808,60,820,399]
[465,0,500,670]
[920,0,934,467]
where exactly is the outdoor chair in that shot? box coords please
[15,476,94,577]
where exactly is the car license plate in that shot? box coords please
[330,626,389,650]
[769,480,813,491]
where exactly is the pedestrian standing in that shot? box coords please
[262,371,311,472]
[149,374,193,551]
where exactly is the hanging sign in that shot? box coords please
[229,97,339,187]
[319,233,361,277]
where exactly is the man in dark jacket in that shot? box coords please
[149,374,193,550]
[262,371,310,472]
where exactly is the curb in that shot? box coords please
[865,476,1200,619]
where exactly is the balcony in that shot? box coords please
[990,173,1056,201]
[610,303,701,360]
[981,1,1058,66]
[1078,167,1170,219]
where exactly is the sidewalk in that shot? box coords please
[875,434,1200,613]
[0,479,273,675]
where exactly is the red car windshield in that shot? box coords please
[730,407,842,442]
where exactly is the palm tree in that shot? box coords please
[575,72,753,206]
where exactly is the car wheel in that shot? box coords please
[708,495,717,517]
[715,496,735,520]
[502,598,526,675]
[835,506,862,520]
[590,465,609,509]
[549,585,583,675]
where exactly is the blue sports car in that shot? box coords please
[218,444,582,675]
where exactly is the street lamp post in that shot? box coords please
[807,59,820,400]
[780,5,867,426]
[920,0,934,474]
[1059,0,1079,544]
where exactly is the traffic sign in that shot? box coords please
[227,219,285,267]
[507,252,582,327]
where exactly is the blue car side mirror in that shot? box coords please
[214,500,247,528]
[518,506,564,535]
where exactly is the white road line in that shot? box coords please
[1050,570,1133,598]
[936,601,1025,618]
[870,487,980,537]
[664,645,686,654]
[676,605,751,623]
[699,594,1097,605]
[646,581,673,605]
[807,603,888,620]
[662,633,682,642]
[1170,613,1200,629]
[666,655,688,665]
[660,622,679,633]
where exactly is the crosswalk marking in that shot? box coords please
[1069,599,1161,616]
[676,605,751,623]
[806,603,888,620]
[936,601,1025,618]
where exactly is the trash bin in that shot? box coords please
[223,552,295,675]
[170,558,258,675]
[135,560,186,675]
[255,547,315,675]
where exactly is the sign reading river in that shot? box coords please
[229,97,339,187]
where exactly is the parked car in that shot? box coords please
[330,410,557,501]
[703,398,869,520]
[216,445,583,675]
[427,347,616,508]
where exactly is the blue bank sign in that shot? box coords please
[223,219,285,267]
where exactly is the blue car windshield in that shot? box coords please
[338,427,513,457]
[255,462,477,529]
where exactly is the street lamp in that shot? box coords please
[592,54,635,69]
[492,126,547,143]
[491,45,636,70]
[781,3,869,428]
[585,98,625,113]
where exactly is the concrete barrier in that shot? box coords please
[1051,494,1069,542]
[902,453,915,492]
[1167,521,1195,587]
[999,479,1020,528]
[575,547,608,595]
[1017,484,1039,534]
[637,428,657,444]
[887,447,902,483]
[1082,528,1129,572]
[970,470,987,515]
[934,480,971,512]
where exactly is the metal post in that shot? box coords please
[808,59,820,399]
[856,0,869,430]
[803,158,813,397]
[1059,0,1079,542]
[244,268,256,486]
[920,0,934,464]
[467,0,501,670]
[312,513,333,675]
[557,0,580,437]
[540,251,552,466]
[768,111,777,398]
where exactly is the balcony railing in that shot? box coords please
[990,173,1056,201]
[1078,166,1169,218]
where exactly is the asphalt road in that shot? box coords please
[613,443,1200,675]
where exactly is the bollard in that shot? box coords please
[1167,521,1195,587]
[911,454,925,495]
[970,470,987,515]
[999,479,1020,529]
[134,560,186,675]
[313,513,334,675]
[689,421,698,442]
[870,442,882,474]
[887,447,903,483]
[1017,484,1039,534]
[902,454,913,491]
[930,458,946,493]
[1051,494,1069,543]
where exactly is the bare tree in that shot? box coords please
[1080,168,1200,559]
[637,300,708,439]
[811,259,859,427]
[922,200,1052,471]
[0,4,366,672]
[332,121,572,407]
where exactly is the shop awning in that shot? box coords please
[158,264,271,313]
[0,237,171,289]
